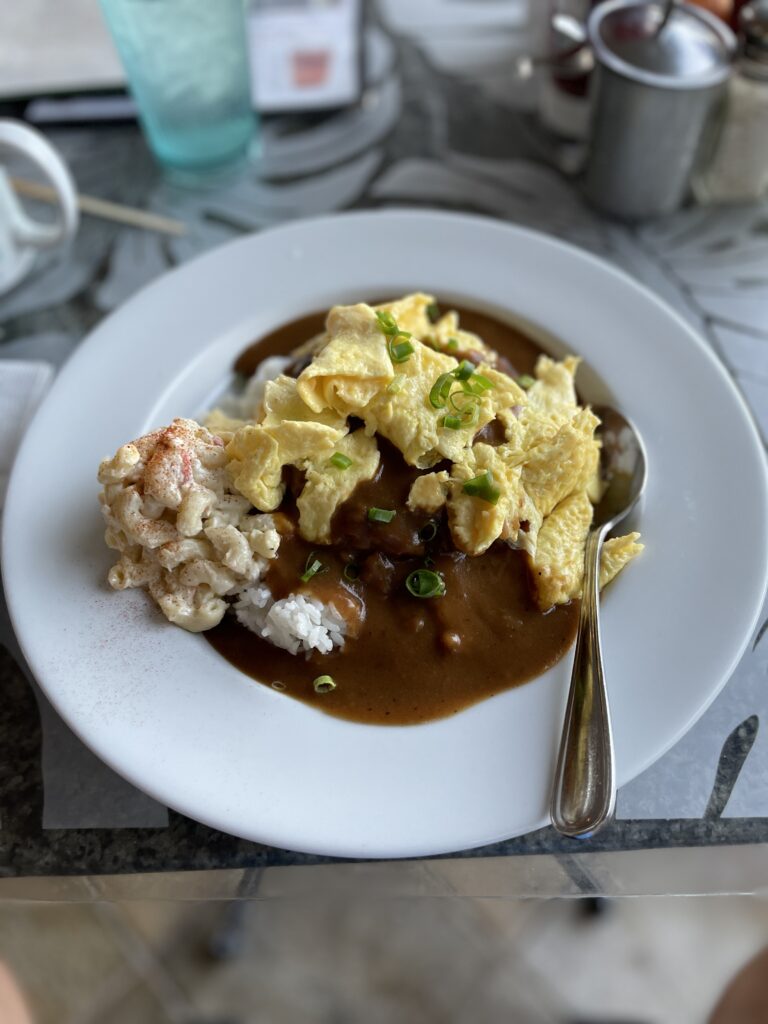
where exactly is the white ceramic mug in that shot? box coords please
[0,119,79,296]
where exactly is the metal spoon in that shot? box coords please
[550,406,647,839]
[514,13,593,80]
[656,0,676,35]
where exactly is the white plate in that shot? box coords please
[4,211,767,858]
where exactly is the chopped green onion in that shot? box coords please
[389,334,415,364]
[313,675,336,694]
[455,361,494,395]
[426,302,440,323]
[424,555,435,569]
[301,557,325,581]
[405,568,446,599]
[343,563,360,582]
[462,470,501,505]
[517,373,536,390]
[446,338,459,351]
[375,310,398,336]
[458,405,480,428]
[465,373,494,395]
[418,520,438,542]
[387,373,405,394]
[429,359,495,415]
[449,389,475,412]
[454,359,476,382]
[436,389,480,427]
[329,452,353,470]
[429,372,455,409]
[448,390,480,428]
[300,553,326,583]
[368,507,396,524]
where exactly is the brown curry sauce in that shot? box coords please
[206,304,579,725]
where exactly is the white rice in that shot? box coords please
[219,354,291,420]
[234,583,346,656]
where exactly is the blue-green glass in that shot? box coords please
[99,0,256,173]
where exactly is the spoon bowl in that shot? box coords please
[593,405,648,530]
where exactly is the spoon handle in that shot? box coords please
[657,0,676,34]
[550,525,616,838]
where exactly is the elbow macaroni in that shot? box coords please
[99,418,280,633]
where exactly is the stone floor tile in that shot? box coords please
[3,895,768,1024]
[456,960,563,1024]
[515,896,768,1024]
[116,902,221,954]
[472,896,557,941]
[161,898,504,1024]
[0,903,130,1024]
[88,981,173,1024]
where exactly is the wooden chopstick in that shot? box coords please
[10,176,187,237]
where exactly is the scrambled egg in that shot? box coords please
[231,292,641,608]
[298,300,525,468]
[379,292,497,362]
[226,376,348,511]
[297,304,395,415]
[298,429,380,543]
[102,296,638,622]
[261,373,347,432]
[364,353,522,469]
[530,491,643,608]
[407,471,450,514]
[204,409,247,442]
[522,408,601,520]
[447,444,524,556]
[500,355,580,454]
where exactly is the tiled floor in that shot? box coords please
[1,895,767,1023]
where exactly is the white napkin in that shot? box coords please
[0,360,54,510]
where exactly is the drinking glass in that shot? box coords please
[99,0,256,174]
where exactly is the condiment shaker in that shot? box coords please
[694,0,768,201]
[583,0,736,220]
